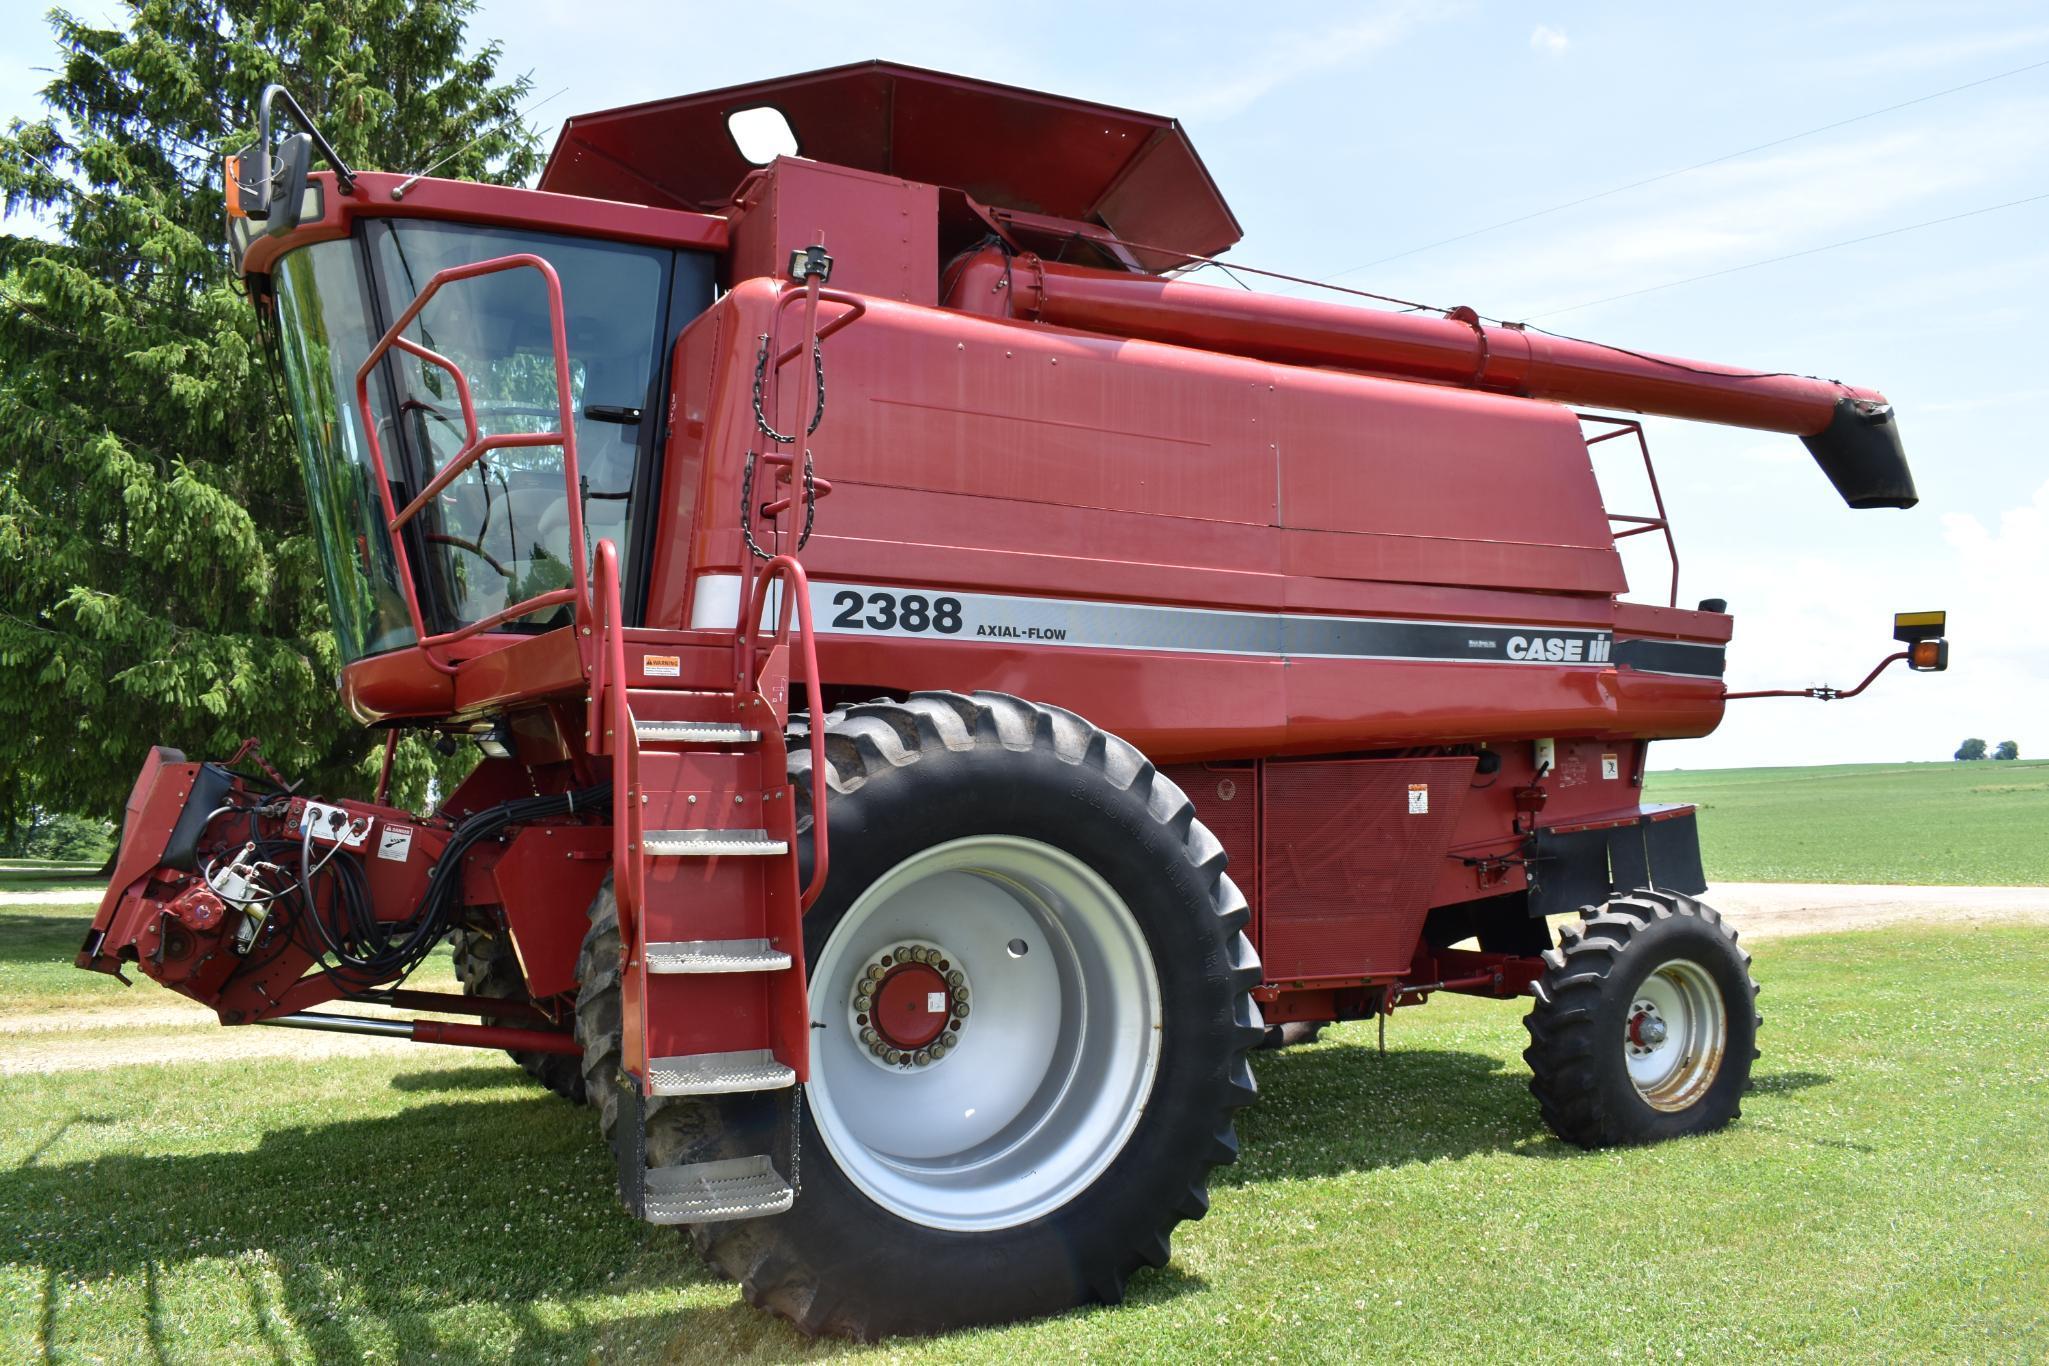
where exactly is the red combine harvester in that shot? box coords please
[79,63,1947,1338]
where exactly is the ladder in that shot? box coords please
[589,544,826,1223]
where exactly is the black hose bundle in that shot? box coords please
[279,782,612,990]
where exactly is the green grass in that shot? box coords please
[0,901,458,1018]
[3,921,2044,1362]
[0,858,105,896]
[1647,758,2049,885]
[0,902,133,1016]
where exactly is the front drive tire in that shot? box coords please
[1522,889,1760,1148]
[625,692,1262,1339]
[450,923,586,1104]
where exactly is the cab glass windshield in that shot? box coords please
[273,239,417,660]
[269,220,700,662]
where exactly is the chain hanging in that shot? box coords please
[742,333,826,561]
[752,333,825,444]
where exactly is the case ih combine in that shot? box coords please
[78,62,1946,1338]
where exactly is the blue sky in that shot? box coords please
[5,2,2045,770]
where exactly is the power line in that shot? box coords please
[1326,54,2049,281]
[1523,189,2049,319]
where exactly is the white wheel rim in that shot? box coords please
[1624,957,1727,1112]
[806,835,1163,1231]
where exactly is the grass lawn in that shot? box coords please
[0,902,458,1018]
[1647,758,2049,885]
[4,898,2044,1362]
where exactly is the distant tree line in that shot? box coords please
[1954,739,2020,761]
[1,810,114,862]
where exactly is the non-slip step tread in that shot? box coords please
[648,1048,796,1096]
[644,938,792,974]
[633,720,760,744]
[643,829,787,857]
[641,1155,794,1224]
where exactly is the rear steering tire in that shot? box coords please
[589,691,1263,1339]
[1522,889,1759,1148]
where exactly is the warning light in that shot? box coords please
[1893,610,1947,672]
[1909,639,1947,672]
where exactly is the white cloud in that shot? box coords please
[1530,24,1569,55]
[1164,1,1451,121]
[1807,22,2049,78]
[1416,96,2049,321]
[1943,479,2049,647]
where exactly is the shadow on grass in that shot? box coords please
[1748,1070,1832,1096]
[0,910,92,969]
[1225,1038,1837,1184]
[8,1034,1829,1359]
[386,1065,532,1094]
[0,1093,831,1364]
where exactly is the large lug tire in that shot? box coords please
[449,924,587,1104]
[1522,889,1760,1148]
[587,691,1264,1339]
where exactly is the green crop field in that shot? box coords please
[3,891,2045,1362]
[1647,758,2049,886]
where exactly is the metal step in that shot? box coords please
[641,1154,795,1225]
[633,719,760,745]
[648,1048,796,1096]
[643,829,787,858]
[644,938,792,974]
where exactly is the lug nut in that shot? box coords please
[913,1049,931,1065]
[947,969,965,987]
[928,1043,947,1061]
[954,1004,970,1020]
[885,1049,903,1065]
[867,964,887,982]
[940,1031,957,1048]
[860,1027,879,1047]
[951,985,969,1004]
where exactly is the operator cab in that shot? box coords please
[264,216,712,663]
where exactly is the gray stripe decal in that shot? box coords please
[1611,638,1728,678]
[691,575,1718,673]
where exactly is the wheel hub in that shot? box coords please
[1623,958,1729,1112]
[1627,1000,1669,1054]
[850,941,969,1068]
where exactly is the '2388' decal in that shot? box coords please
[829,589,964,634]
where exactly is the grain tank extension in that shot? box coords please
[78,62,1947,1339]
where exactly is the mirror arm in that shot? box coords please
[258,84,356,194]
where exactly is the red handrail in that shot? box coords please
[353,253,589,670]
[1582,415,1680,609]
[739,555,829,910]
[592,540,637,929]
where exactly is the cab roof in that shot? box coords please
[538,60,1242,265]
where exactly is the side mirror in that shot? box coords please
[264,132,314,238]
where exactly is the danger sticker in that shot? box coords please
[1407,783,1429,815]
[643,654,681,678]
[377,824,414,862]
[926,992,948,1014]
[1602,753,1620,781]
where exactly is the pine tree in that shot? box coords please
[0,2,540,822]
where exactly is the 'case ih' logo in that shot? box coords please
[1505,634,1611,663]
